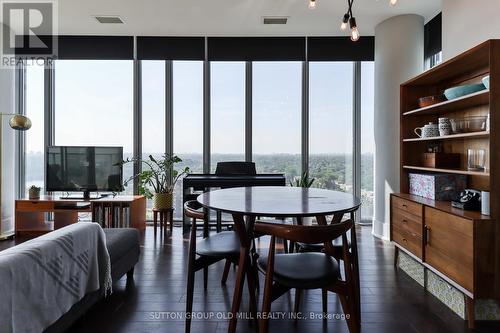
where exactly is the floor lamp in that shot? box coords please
[0,114,31,240]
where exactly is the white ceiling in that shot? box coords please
[56,0,441,36]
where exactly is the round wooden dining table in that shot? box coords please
[197,186,361,333]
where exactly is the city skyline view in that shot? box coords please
[24,60,375,221]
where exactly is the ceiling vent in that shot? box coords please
[94,16,124,24]
[263,17,288,25]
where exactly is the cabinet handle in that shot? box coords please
[424,225,430,245]
[402,204,408,208]
[401,219,408,223]
[402,238,407,242]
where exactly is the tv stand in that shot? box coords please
[15,195,146,236]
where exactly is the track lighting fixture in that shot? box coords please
[308,0,316,9]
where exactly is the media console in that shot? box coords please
[15,195,146,236]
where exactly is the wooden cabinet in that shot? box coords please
[391,196,423,259]
[15,195,146,236]
[391,193,495,299]
[394,40,500,328]
[424,207,474,292]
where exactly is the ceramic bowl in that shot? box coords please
[482,75,490,90]
[417,94,446,108]
[444,83,486,100]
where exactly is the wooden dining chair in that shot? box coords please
[293,210,361,322]
[184,200,244,333]
[255,218,360,333]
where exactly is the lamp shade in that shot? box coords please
[9,114,32,130]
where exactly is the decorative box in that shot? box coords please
[408,173,467,201]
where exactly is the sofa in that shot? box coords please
[44,228,140,333]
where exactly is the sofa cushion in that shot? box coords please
[103,228,140,263]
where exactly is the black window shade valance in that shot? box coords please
[15,35,134,59]
[307,36,374,61]
[137,36,205,60]
[14,35,376,62]
[207,37,306,61]
[424,13,442,59]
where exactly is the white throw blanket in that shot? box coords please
[0,222,112,333]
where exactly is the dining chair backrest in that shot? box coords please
[254,219,353,245]
[215,161,256,175]
[184,200,205,220]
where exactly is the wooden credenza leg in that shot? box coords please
[394,246,399,267]
[466,296,475,329]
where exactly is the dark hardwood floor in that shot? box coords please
[3,225,500,333]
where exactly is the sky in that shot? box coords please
[25,60,374,155]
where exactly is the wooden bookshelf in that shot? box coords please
[15,195,146,236]
[394,40,500,328]
[403,89,489,116]
[403,131,489,142]
[402,165,490,176]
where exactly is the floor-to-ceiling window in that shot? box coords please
[309,62,354,192]
[210,61,245,172]
[24,63,45,196]
[53,60,134,194]
[172,61,204,219]
[141,60,166,219]
[361,61,375,221]
[19,40,376,224]
[252,62,302,184]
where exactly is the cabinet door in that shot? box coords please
[424,207,473,292]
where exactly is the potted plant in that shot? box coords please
[289,171,315,188]
[120,154,190,210]
[290,171,315,224]
[28,185,41,200]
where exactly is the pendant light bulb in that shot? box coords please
[351,27,360,41]
[340,13,350,31]
[349,17,359,41]
[308,0,316,9]
[390,0,398,5]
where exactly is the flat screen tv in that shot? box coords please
[46,146,123,199]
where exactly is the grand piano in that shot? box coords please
[182,173,286,231]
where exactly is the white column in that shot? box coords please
[372,15,424,240]
[0,23,16,237]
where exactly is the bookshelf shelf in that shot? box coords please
[403,90,489,116]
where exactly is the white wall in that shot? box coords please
[372,15,424,240]
[442,0,500,60]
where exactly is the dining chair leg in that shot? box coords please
[350,225,361,322]
[338,293,358,333]
[221,259,231,285]
[260,249,275,333]
[185,220,197,333]
[246,267,258,323]
[203,267,208,290]
[283,238,289,254]
[322,288,328,319]
[229,248,249,333]
[293,289,301,314]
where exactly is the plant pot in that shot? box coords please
[153,192,173,210]
[29,188,40,200]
